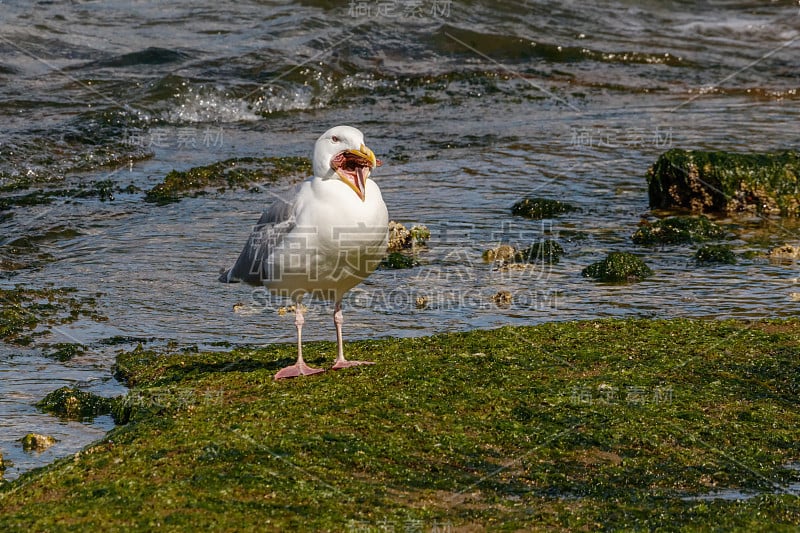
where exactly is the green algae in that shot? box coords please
[144,156,312,204]
[36,387,113,422]
[646,149,800,216]
[0,286,106,345]
[582,252,653,282]
[0,178,127,218]
[42,342,86,362]
[3,318,800,530]
[511,197,578,219]
[379,251,419,269]
[632,215,727,245]
[695,245,737,265]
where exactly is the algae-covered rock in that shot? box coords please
[383,221,429,269]
[582,252,653,282]
[36,387,113,421]
[0,286,105,345]
[484,240,564,265]
[145,156,312,204]
[515,240,564,264]
[646,149,800,216]
[482,244,517,263]
[492,290,513,308]
[632,216,726,245]
[387,221,429,252]
[43,342,86,362]
[768,244,800,260]
[695,245,737,264]
[20,433,57,452]
[511,197,578,219]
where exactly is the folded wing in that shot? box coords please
[219,197,295,284]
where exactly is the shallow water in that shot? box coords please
[1,1,799,480]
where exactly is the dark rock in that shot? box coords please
[511,197,577,219]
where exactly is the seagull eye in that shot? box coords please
[331,135,340,143]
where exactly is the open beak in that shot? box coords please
[333,144,381,202]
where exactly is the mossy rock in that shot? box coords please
[36,387,114,421]
[646,149,800,216]
[632,215,726,245]
[695,245,737,264]
[514,239,564,264]
[511,197,577,219]
[145,156,311,204]
[582,252,653,282]
[20,433,58,452]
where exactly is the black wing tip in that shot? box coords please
[218,268,237,283]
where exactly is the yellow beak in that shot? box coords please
[347,144,378,169]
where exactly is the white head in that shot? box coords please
[312,125,381,202]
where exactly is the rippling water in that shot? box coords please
[1,0,799,479]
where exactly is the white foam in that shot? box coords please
[169,86,261,124]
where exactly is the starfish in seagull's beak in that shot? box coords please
[332,144,382,202]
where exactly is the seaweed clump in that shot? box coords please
[695,245,737,265]
[43,343,87,362]
[511,197,578,219]
[582,252,653,282]
[145,156,312,204]
[36,387,113,421]
[632,216,726,245]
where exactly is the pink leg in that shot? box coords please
[331,300,375,370]
[274,304,325,380]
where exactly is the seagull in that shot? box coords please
[220,125,389,380]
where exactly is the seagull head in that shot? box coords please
[313,125,382,202]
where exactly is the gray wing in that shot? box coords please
[219,196,295,285]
